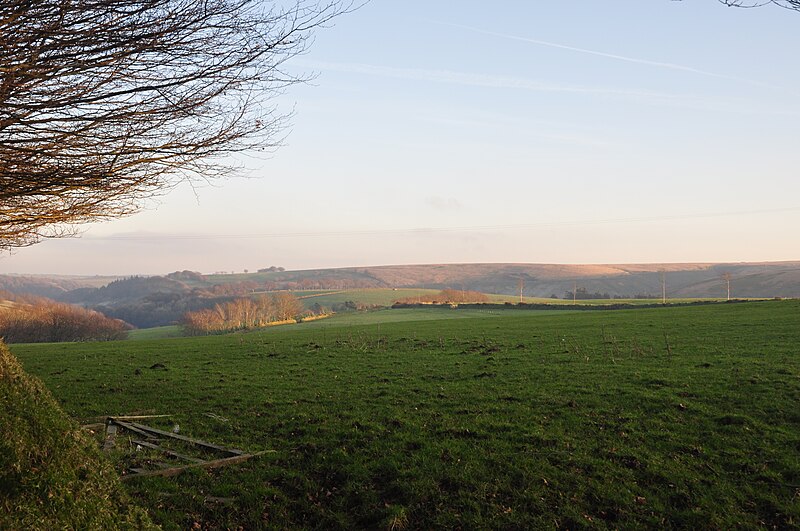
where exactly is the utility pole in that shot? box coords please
[722,272,732,301]
[573,281,577,303]
[659,269,666,304]
[517,277,524,303]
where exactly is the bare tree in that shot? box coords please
[273,291,302,321]
[678,0,800,10]
[717,0,800,9]
[0,0,349,249]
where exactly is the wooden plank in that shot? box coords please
[111,414,172,420]
[127,464,173,473]
[83,414,170,423]
[132,440,207,464]
[102,423,117,451]
[125,421,245,456]
[121,452,262,481]
[111,419,155,439]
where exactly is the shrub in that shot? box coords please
[0,343,155,529]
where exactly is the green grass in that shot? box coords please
[0,344,154,529]
[287,286,733,309]
[127,307,577,339]
[291,288,440,308]
[540,297,738,305]
[261,287,726,310]
[247,287,494,309]
[298,307,578,327]
[11,300,800,529]
[127,325,184,340]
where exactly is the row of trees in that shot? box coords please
[559,288,668,300]
[0,292,128,343]
[182,293,306,335]
[56,272,385,328]
[394,289,490,305]
[562,288,613,300]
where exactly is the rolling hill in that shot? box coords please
[1,261,798,328]
[207,261,800,299]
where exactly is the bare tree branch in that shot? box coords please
[0,0,350,249]
[715,0,800,10]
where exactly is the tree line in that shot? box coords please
[394,289,490,305]
[559,288,663,300]
[0,292,128,343]
[55,274,398,328]
[182,293,307,335]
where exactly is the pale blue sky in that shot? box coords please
[3,1,799,275]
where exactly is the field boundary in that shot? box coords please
[391,298,766,312]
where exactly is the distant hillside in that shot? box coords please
[0,274,120,299]
[50,270,391,327]
[57,276,222,329]
[0,292,129,343]
[208,262,800,299]
[60,275,192,306]
[4,262,799,328]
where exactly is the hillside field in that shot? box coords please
[5,262,795,330]
[287,288,554,309]
[259,287,723,311]
[11,301,800,529]
[197,261,800,299]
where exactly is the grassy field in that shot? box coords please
[125,307,578,340]
[293,288,440,308]
[260,287,729,310]
[247,287,521,310]
[300,308,580,329]
[127,325,184,341]
[11,301,800,529]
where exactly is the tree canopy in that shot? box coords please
[0,0,346,249]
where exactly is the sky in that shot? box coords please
[3,0,800,275]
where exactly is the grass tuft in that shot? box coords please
[0,342,155,530]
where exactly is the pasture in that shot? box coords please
[279,287,731,310]
[11,300,800,529]
[271,287,722,308]
[127,326,184,341]
[267,288,539,309]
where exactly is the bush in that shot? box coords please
[0,343,155,529]
[182,292,304,335]
[394,289,489,305]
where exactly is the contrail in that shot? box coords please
[439,21,789,93]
